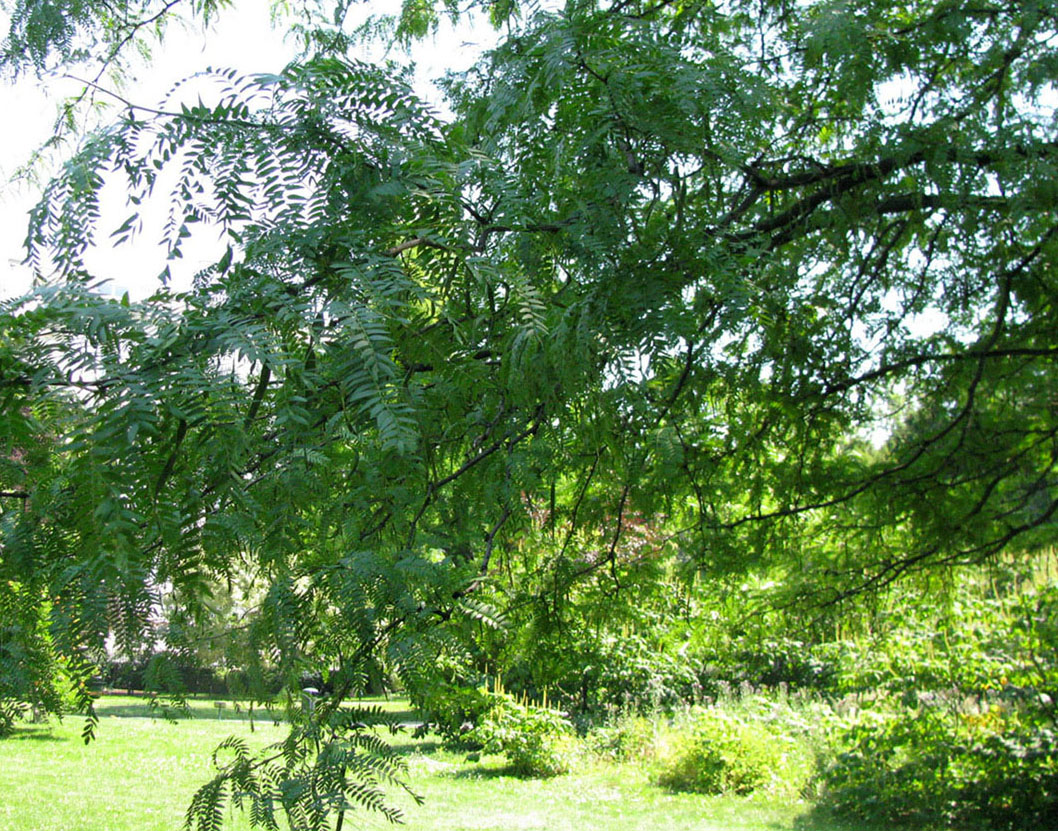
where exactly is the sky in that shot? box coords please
[0,2,502,301]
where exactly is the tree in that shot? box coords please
[1,0,1056,827]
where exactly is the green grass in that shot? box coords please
[390,749,815,831]
[0,695,851,831]
[0,697,287,831]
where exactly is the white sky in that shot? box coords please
[0,2,502,301]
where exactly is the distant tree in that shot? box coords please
[2,0,1056,827]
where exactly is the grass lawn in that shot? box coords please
[0,695,848,831]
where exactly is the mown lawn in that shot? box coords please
[0,695,846,831]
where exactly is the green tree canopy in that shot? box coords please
[1,0,1056,826]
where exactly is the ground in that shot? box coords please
[0,695,844,831]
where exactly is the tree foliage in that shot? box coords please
[2,0,1057,825]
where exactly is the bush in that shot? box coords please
[470,693,580,777]
[500,626,708,716]
[707,637,839,693]
[817,704,1058,829]
[102,657,289,698]
[409,681,496,741]
[657,706,813,797]
[809,581,1058,829]
[590,633,706,711]
[224,667,284,698]
[587,713,658,762]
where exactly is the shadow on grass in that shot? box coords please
[96,702,250,721]
[95,702,191,720]
[387,739,443,756]
[95,700,267,722]
[443,763,525,780]
[375,709,417,723]
[790,805,890,831]
[8,726,65,742]
[95,696,414,723]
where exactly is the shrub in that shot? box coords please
[471,694,580,777]
[711,637,839,692]
[224,667,284,698]
[657,706,813,797]
[409,681,496,741]
[809,581,1058,829]
[103,657,234,696]
[590,633,706,711]
[588,713,658,762]
[501,627,707,716]
[817,704,1058,829]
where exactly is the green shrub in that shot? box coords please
[810,581,1058,829]
[471,694,580,777]
[409,681,496,741]
[705,637,839,693]
[817,704,1058,829]
[500,624,708,716]
[588,713,658,762]
[657,707,813,797]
